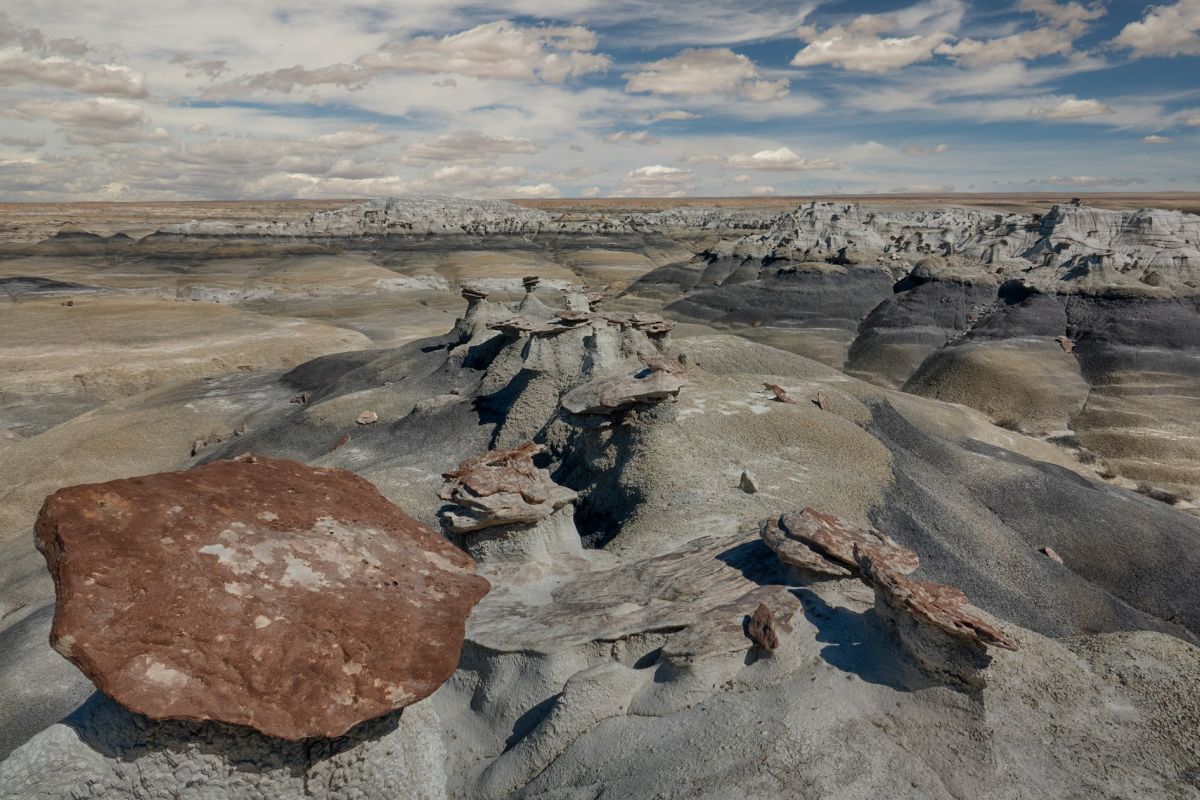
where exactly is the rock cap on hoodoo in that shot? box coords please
[35,454,490,740]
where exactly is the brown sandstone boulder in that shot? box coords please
[35,454,490,740]
[439,442,577,534]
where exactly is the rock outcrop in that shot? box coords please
[35,454,489,739]
[759,508,919,577]
[560,363,686,415]
[439,443,577,534]
[856,547,1017,685]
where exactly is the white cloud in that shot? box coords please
[1143,134,1173,143]
[0,49,146,97]
[903,143,950,155]
[403,130,540,164]
[791,13,953,73]
[1028,97,1113,119]
[625,48,787,101]
[311,126,395,150]
[507,182,561,198]
[616,164,694,196]
[603,130,659,145]
[427,164,528,187]
[1043,175,1149,186]
[651,110,701,122]
[184,123,211,134]
[725,147,837,171]
[935,27,1078,68]
[1018,0,1105,26]
[684,146,837,171]
[1112,0,1200,58]
[731,174,750,183]
[8,97,162,145]
[749,185,776,196]
[360,21,610,83]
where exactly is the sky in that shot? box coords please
[1,0,1198,200]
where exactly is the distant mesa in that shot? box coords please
[35,454,489,740]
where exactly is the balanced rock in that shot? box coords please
[34,454,490,740]
[439,442,578,534]
[560,366,686,415]
[856,547,1016,686]
[759,508,919,577]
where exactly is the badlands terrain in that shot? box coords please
[1,194,1200,799]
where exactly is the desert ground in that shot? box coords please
[2,194,1199,799]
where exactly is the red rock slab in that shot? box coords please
[778,508,919,575]
[759,518,851,577]
[35,454,490,740]
[856,548,1017,651]
[439,443,577,533]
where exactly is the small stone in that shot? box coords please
[813,391,830,411]
[289,392,308,404]
[332,432,351,451]
[763,383,797,404]
[739,470,760,494]
[1056,335,1075,353]
[356,410,379,425]
[747,603,778,651]
[1039,546,1064,565]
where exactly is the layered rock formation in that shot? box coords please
[35,454,489,739]
[439,443,577,534]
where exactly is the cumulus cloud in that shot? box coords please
[616,164,694,196]
[749,185,777,196]
[210,63,373,96]
[0,50,146,97]
[903,143,950,155]
[169,54,227,79]
[685,147,837,171]
[603,130,660,145]
[625,48,788,101]
[402,130,540,165]
[8,97,162,145]
[1028,97,1113,119]
[507,183,561,198]
[360,21,610,83]
[1112,0,1200,58]
[936,27,1079,68]
[651,110,701,122]
[427,164,528,187]
[791,14,953,73]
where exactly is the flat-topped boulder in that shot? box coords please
[759,508,918,577]
[34,454,489,740]
[439,442,578,535]
[560,364,686,416]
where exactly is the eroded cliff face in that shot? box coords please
[631,201,1200,501]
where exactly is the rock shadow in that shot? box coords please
[793,588,940,693]
[61,691,401,776]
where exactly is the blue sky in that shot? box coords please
[0,0,1198,200]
